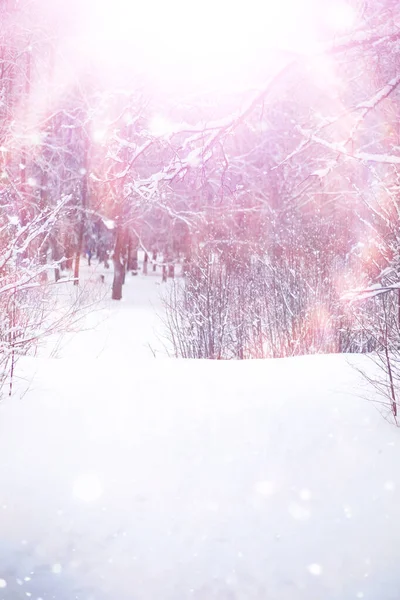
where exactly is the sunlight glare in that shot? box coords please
[325,2,357,32]
[148,115,176,137]
[83,0,321,78]
[92,129,107,143]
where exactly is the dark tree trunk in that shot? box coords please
[74,133,88,285]
[73,237,83,285]
[111,258,124,300]
[162,264,168,282]
[39,241,48,283]
[152,250,157,271]
[182,246,192,276]
[38,173,49,282]
[112,226,124,300]
[52,239,62,282]
[168,263,175,279]
[126,236,132,271]
[112,259,124,300]
[62,236,73,270]
[65,251,73,271]
[48,233,65,282]
[143,252,148,275]
[398,288,400,329]
[131,247,138,274]
[127,238,139,273]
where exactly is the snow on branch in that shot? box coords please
[326,28,400,55]
[356,74,400,111]
[342,283,400,303]
[300,130,400,165]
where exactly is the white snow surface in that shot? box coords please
[1,263,400,599]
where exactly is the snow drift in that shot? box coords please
[0,350,399,600]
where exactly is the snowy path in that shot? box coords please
[45,263,167,361]
[1,270,400,599]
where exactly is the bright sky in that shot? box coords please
[77,0,357,85]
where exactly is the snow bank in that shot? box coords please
[1,271,399,599]
[0,351,399,600]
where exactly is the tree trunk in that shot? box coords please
[398,288,400,329]
[39,241,48,283]
[73,234,83,285]
[126,237,131,269]
[73,133,88,285]
[51,238,63,282]
[131,247,138,274]
[143,252,148,275]
[112,226,124,300]
[112,258,124,300]
[64,250,73,271]
[152,250,157,271]
[19,48,31,228]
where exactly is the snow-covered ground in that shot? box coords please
[41,259,168,362]
[1,263,399,599]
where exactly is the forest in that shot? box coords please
[2,2,400,599]
[1,0,400,394]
